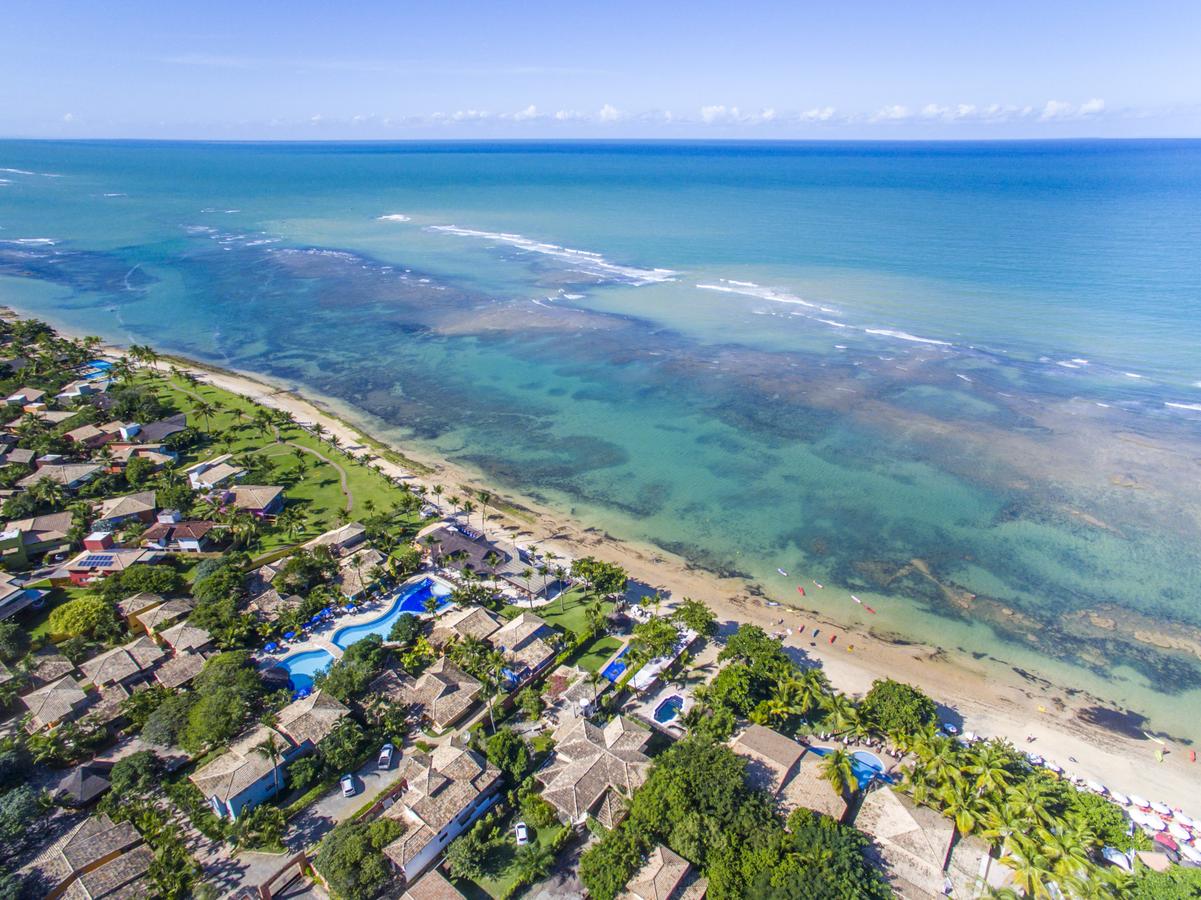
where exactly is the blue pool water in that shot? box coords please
[653,695,684,724]
[601,647,630,683]
[810,746,891,785]
[332,577,451,649]
[280,649,334,692]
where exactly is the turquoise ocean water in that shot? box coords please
[3,140,1201,734]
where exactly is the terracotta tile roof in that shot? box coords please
[227,484,283,511]
[95,491,156,522]
[777,751,849,821]
[114,592,164,618]
[245,588,299,622]
[337,547,387,597]
[71,843,153,899]
[153,651,206,688]
[27,647,77,686]
[157,620,212,652]
[274,690,349,747]
[489,612,556,675]
[4,510,74,544]
[189,725,287,804]
[388,659,482,731]
[537,715,652,827]
[430,606,502,645]
[621,845,693,900]
[21,675,88,728]
[402,867,465,900]
[854,786,954,897]
[384,745,501,869]
[57,813,140,873]
[134,597,193,632]
[303,522,366,554]
[79,637,164,686]
[17,463,101,488]
[729,725,804,796]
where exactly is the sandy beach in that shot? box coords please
[124,348,1201,815]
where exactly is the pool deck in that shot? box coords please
[627,681,695,736]
[258,572,456,667]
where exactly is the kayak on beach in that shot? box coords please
[777,568,788,577]
[796,586,806,596]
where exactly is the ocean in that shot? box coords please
[3,139,1201,735]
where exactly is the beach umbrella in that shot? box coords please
[264,642,279,653]
[1129,795,1150,809]
[1175,813,1196,829]
[284,631,296,640]
[1045,762,1062,773]
[1127,809,1148,827]
[1169,822,1191,841]
[1086,780,1106,794]
[1144,815,1167,832]
[1110,791,1130,805]
[1180,844,1201,863]
[1151,801,1171,815]
[1154,833,1179,851]
[1101,847,1133,871]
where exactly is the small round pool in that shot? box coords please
[653,695,684,724]
[279,649,334,692]
[810,746,890,785]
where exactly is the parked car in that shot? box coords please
[340,774,356,797]
[378,743,394,769]
[514,822,530,846]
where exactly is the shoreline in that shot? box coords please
[8,305,1201,810]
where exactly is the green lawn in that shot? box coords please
[503,588,611,639]
[150,375,423,550]
[453,815,568,899]
[572,635,623,674]
[23,584,88,642]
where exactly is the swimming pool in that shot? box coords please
[332,577,451,649]
[809,747,891,785]
[601,647,630,683]
[280,649,334,692]
[653,695,684,724]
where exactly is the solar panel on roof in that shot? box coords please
[78,554,115,568]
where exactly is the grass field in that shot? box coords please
[572,634,623,673]
[503,588,612,639]
[453,812,568,899]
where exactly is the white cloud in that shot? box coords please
[1079,97,1106,116]
[872,104,912,122]
[1040,99,1074,121]
[554,109,584,121]
[800,106,837,122]
[699,105,778,125]
[510,104,540,121]
[598,103,623,123]
[62,112,74,123]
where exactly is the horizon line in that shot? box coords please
[4,134,1201,145]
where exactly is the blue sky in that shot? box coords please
[2,1,1199,139]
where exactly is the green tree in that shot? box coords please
[316,634,386,701]
[445,830,490,881]
[48,595,120,638]
[671,597,717,637]
[314,817,402,900]
[318,719,369,773]
[513,843,555,885]
[124,455,156,487]
[820,748,860,802]
[108,750,160,798]
[859,678,937,738]
[387,612,421,646]
[629,618,679,666]
[486,727,531,784]
[0,622,30,664]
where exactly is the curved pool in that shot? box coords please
[280,649,334,692]
[332,577,451,649]
[809,747,891,785]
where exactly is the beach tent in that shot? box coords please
[1129,795,1150,809]
[1169,822,1191,841]
[1151,801,1171,815]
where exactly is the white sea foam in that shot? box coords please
[817,318,849,328]
[429,224,677,285]
[9,238,56,245]
[103,192,126,197]
[0,167,34,175]
[956,374,973,383]
[864,328,951,346]
[1124,372,1144,379]
[1165,402,1201,412]
[376,214,411,222]
[696,280,819,309]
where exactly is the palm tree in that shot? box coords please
[461,499,476,526]
[30,477,66,510]
[999,844,1057,899]
[520,567,534,606]
[476,489,492,526]
[821,748,860,801]
[482,649,509,731]
[192,399,217,433]
[275,505,307,540]
[252,732,286,795]
[824,693,858,735]
[513,844,554,884]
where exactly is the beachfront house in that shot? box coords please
[536,715,653,829]
[225,484,285,517]
[381,744,502,881]
[430,606,503,647]
[185,453,246,490]
[487,612,557,686]
[730,725,849,822]
[372,659,483,732]
[303,521,367,557]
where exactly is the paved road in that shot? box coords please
[285,746,408,853]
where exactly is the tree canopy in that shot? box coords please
[860,679,937,737]
[314,817,402,900]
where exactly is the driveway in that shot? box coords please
[285,747,407,852]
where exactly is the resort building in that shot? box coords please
[26,647,76,687]
[185,453,246,489]
[134,597,194,635]
[35,813,152,900]
[141,518,218,553]
[189,691,348,820]
[153,650,207,689]
[52,761,113,807]
[114,591,165,625]
[93,490,157,528]
[430,606,502,646]
[420,524,509,575]
[374,659,482,732]
[1,509,74,565]
[382,744,502,880]
[17,462,102,491]
[57,533,163,586]
[853,785,1002,899]
[78,636,165,689]
[225,484,285,516]
[620,844,706,900]
[488,612,557,685]
[136,412,187,443]
[536,715,653,829]
[245,587,300,624]
[157,620,213,653]
[20,675,90,731]
[402,867,466,900]
[336,546,388,600]
[6,385,46,406]
[303,521,367,557]
[729,725,849,821]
